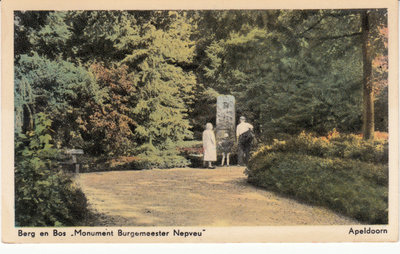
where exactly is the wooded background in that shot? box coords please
[15,9,388,158]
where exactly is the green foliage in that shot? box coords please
[27,12,72,59]
[14,10,388,161]
[71,155,140,172]
[14,10,200,162]
[260,131,388,164]
[199,10,387,136]
[14,11,51,56]
[24,11,126,63]
[15,113,88,226]
[246,152,387,224]
[135,140,190,169]
[375,86,388,131]
[14,53,98,148]
[246,132,388,224]
[118,11,197,157]
[188,87,220,139]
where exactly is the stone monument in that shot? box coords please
[216,95,235,141]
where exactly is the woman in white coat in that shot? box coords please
[202,123,217,169]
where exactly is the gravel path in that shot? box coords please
[75,166,358,226]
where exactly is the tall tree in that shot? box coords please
[14,53,97,148]
[361,10,374,140]
[116,11,197,156]
[84,63,137,155]
[361,9,388,139]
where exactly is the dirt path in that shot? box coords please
[75,166,357,226]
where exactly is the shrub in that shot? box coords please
[15,113,89,226]
[177,140,203,156]
[134,141,190,169]
[246,152,388,224]
[260,131,388,164]
[108,156,141,170]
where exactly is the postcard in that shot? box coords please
[1,0,398,243]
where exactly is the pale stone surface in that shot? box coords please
[216,95,235,141]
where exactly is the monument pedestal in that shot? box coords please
[216,95,235,143]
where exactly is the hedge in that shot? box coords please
[246,152,388,224]
[259,131,388,164]
[15,113,89,226]
[246,131,389,224]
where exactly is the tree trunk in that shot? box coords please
[361,11,374,140]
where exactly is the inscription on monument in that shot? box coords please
[216,95,235,141]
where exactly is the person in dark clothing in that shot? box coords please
[236,116,254,166]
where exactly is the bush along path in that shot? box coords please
[246,132,388,224]
[75,166,357,226]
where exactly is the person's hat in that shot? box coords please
[240,116,246,120]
